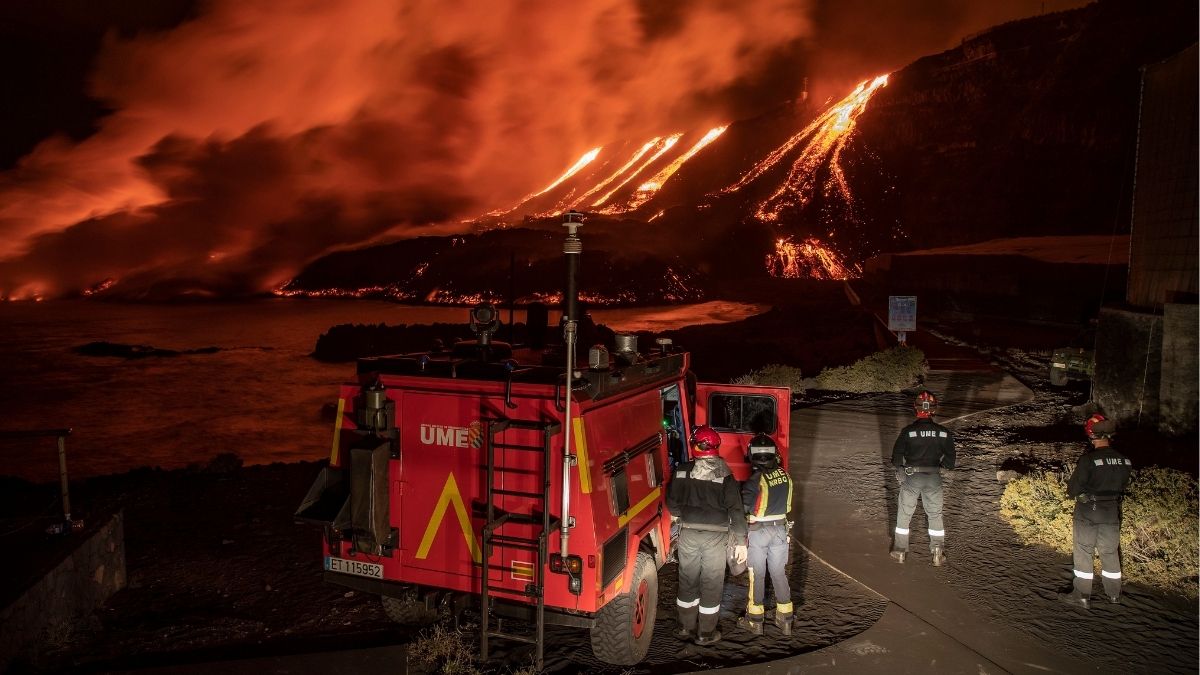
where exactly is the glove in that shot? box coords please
[734,544,748,565]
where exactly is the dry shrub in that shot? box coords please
[999,471,1074,550]
[812,346,928,393]
[407,625,542,674]
[1001,468,1199,598]
[1121,467,1199,597]
[407,625,480,675]
[733,364,803,395]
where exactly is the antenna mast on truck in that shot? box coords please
[560,210,584,561]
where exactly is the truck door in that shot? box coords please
[693,383,791,481]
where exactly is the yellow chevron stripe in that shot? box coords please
[329,398,345,465]
[415,473,482,564]
[573,417,592,494]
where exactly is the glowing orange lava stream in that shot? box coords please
[592,134,681,209]
[617,125,728,212]
[719,75,888,222]
[768,236,859,280]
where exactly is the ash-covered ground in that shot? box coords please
[10,326,1197,674]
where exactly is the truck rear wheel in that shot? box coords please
[381,590,437,626]
[590,551,657,665]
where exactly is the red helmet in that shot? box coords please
[691,425,722,456]
[914,390,938,418]
[1085,413,1115,440]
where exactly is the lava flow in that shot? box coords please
[767,236,859,280]
[609,125,728,213]
[722,75,889,222]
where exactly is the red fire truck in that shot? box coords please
[297,213,791,667]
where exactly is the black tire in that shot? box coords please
[1049,366,1068,387]
[381,591,437,626]
[590,551,657,665]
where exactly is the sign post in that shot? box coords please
[888,296,917,345]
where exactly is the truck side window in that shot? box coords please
[708,394,777,434]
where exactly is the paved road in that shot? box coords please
[715,367,1096,675]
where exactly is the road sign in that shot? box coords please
[888,296,917,332]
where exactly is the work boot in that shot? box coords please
[931,547,946,567]
[672,625,696,641]
[736,615,764,636]
[890,550,906,564]
[775,612,793,637]
[695,630,722,646]
[1058,592,1090,610]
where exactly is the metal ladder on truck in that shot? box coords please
[480,418,561,671]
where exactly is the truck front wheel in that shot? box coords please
[590,551,657,665]
[381,589,437,626]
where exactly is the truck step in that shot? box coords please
[499,420,562,434]
[492,488,544,499]
[487,534,543,550]
[485,630,538,645]
[492,442,548,452]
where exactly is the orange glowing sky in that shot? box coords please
[0,0,1091,299]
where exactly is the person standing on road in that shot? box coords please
[667,425,748,646]
[890,390,955,566]
[737,433,794,637]
[1060,413,1132,609]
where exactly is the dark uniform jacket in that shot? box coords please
[891,418,956,469]
[742,466,792,523]
[1067,444,1132,499]
[667,457,748,544]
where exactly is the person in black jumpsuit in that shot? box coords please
[890,390,955,565]
[667,425,747,645]
[1061,413,1132,608]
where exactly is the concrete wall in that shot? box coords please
[1159,303,1199,435]
[0,511,125,671]
[1094,307,1162,429]
[1127,44,1199,308]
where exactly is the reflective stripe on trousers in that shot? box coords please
[746,523,790,617]
[893,471,945,553]
[1072,501,1122,599]
[676,528,728,635]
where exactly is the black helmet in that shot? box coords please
[747,433,779,469]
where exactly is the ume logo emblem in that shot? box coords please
[420,421,483,448]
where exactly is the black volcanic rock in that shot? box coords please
[75,341,221,358]
[852,0,1198,252]
[284,225,713,304]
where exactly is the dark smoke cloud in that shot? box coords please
[0,0,1085,299]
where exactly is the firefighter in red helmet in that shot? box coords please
[890,390,955,565]
[667,425,747,645]
[1060,413,1131,608]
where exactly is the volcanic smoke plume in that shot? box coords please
[0,0,1089,300]
[0,0,813,299]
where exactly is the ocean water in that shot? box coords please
[0,299,764,483]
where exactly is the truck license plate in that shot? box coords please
[326,556,383,579]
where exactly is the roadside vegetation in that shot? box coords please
[810,346,929,393]
[732,347,929,395]
[1000,467,1199,598]
[732,363,805,395]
